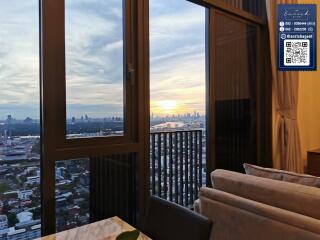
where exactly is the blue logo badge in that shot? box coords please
[278,4,317,71]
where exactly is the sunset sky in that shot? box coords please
[0,0,206,119]
[150,0,206,117]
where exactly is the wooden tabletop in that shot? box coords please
[38,217,151,240]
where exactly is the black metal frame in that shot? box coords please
[150,130,203,207]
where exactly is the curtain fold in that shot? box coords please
[266,0,303,173]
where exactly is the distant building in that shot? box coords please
[0,215,8,230]
[71,173,80,181]
[23,117,33,123]
[25,166,38,174]
[0,200,3,213]
[2,222,41,240]
[28,224,41,239]
[79,173,89,185]
[7,228,26,240]
[26,176,40,185]
[6,115,13,124]
[56,197,67,209]
[16,211,32,223]
[60,192,72,198]
[15,219,40,229]
[18,190,33,200]
[56,167,65,180]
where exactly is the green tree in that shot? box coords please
[7,213,18,227]
[0,181,10,193]
[31,207,41,219]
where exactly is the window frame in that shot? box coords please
[40,0,145,235]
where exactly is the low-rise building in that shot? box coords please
[0,215,8,231]
[26,176,40,185]
[0,200,3,213]
[7,228,26,240]
[16,211,32,223]
[28,224,41,239]
[18,190,33,200]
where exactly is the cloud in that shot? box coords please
[65,0,124,118]
[0,0,39,119]
[150,0,206,116]
[0,0,206,119]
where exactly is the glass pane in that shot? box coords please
[214,13,257,172]
[149,0,207,207]
[55,159,90,232]
[90,154,138,225]
[0,1,40,239]
[65,0,124,138]
[55,154,138,233]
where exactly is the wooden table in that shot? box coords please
[38,217,151,240]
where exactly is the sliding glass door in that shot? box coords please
[149,0,207,208]
[149,0,269,200]
[213,11,259,172]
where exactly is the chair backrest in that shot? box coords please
[143,196,212,240]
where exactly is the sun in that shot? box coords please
[156,100,178,114]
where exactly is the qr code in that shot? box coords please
[284,39,310,66]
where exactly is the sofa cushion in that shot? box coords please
[243,163,320,188]
[194,199,200,213]
[211,169,320,220]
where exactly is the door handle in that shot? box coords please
[126,63,135,86]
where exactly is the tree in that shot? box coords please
[7,213,18,227]
[31,141,40,154]
[31,207,41,219]
[0,182,10,193]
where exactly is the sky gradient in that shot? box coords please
[150,0,206,117]
[0,0,206,120]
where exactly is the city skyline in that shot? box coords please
[0,111,206,122]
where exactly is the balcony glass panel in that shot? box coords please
[65,0,124,138]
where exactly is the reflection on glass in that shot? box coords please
[0,1,41,239]
[90,154,138,225]
[221,0,266,17]
[149,0,207,203]
[65,0,124,138]
[55,159,90,232]
[214,13,257,172]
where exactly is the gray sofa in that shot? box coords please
[194,169,320,240]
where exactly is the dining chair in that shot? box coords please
[143,196,212,240]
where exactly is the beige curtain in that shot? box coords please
[266,0,303,173]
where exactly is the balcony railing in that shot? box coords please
[150,130,205,208]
